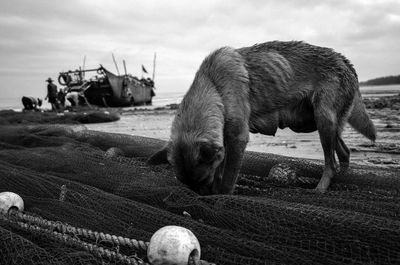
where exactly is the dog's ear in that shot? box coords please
[198,142,224,164]
[147,143,170,165]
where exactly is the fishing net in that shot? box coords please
[0,124,399,265]
[0,109,120,125]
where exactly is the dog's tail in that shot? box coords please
[348,91,376,141]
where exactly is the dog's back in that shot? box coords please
[237,41,358,107]
[236,41,375,140]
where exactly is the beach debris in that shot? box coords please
[368,157,399,165]
[166,103,180,110]
[182,211,192,218]
[266,163,298,186]
[0,192,24,213]
[147,225,201,265]
[363,94,400,109]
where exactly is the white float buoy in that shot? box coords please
[104,147,125,159]
[147,225,201,265]
[0,192,24,213]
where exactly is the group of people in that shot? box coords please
[21,77,67,112]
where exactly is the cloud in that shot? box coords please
[0,0,399,99]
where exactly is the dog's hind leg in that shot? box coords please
[316,125,337,192]
[336,136,350,169]
[314,94,340,193]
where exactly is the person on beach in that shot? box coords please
[45,77,59,111]
[21,96,42,111]
[57,88,66,109]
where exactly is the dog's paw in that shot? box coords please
[314,186,328,194]
[339,162,350,171]
[315,177,331,193]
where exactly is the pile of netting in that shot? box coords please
[0,109,120,125]
[0,124,399,265]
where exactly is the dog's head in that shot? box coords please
[148,139,225,195]
[168,139,225,195]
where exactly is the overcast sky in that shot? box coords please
[0,0,399,100]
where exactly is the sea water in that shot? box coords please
[1,84,399,111]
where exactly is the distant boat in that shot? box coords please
[58,65,155,107]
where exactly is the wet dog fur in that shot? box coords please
[148,41,376,194]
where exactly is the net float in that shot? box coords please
[147,225,200,265]
[0,192,24,213]
[104,147,125,159]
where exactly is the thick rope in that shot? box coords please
[8,209,149,252]
[1,209,216,265]
[17,221,146,265]
[0,210,148,265]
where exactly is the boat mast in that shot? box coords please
[82,55,86,79]
[152,52,156,82]
[123,60,127,76]
[112,53,120,75]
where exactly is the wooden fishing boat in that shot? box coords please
[58,65,155,107]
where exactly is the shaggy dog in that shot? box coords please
[149,41,376,194]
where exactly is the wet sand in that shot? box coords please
[85,103,400,169]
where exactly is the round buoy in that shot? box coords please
[0,192,24,213]
[147,225,200,265]
[104,147,125,159]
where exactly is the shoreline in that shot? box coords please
[1,95,399,169]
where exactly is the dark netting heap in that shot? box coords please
[0,109,120,125]
[0,124,399,265]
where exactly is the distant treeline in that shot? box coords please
[359,75,400,86]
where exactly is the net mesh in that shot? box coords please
[0,124,399,265]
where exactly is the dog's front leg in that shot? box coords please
[212,123,249,194]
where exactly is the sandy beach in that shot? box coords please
[85,104,400,169]
[1,91,398,169]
